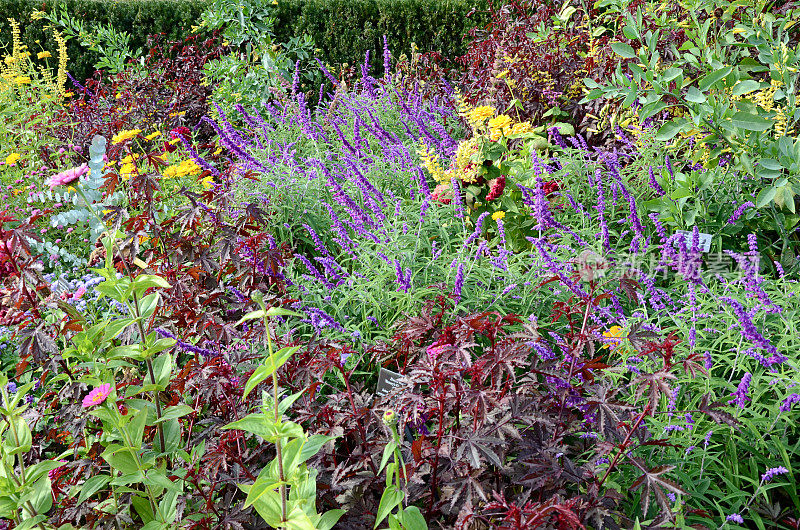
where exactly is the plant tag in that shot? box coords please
[675,230,712,252]
[376,368,405,399]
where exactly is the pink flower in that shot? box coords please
[427,343,448,362]
[45,164,89,189]
[82,383,112,408]
[48,460,68,481]
[71,286,87,300]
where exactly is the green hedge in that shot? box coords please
[0,0,488,83]
[0,0,211,83]
[272,0,488,73]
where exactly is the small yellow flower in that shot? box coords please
[111,129,142,144]
[488,114,513,131]
[14,76,31,85]
[145,131,162,141]
[5,153,21,165]
[510,121,532,135]
[467,105,495,124]
[602,326,625,350]
[201,175,215,190]
[12,188,22,196]
[492,211,505,221]
[37,51,51,59]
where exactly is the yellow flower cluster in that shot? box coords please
[752,79,782,112]
[5,152,21,165]
[467,105,495,125]
[488,114,513,140]
[0,19,68,100]
[112,129,142,144]
[418,140,446,183]
[145,131,162,141]
[163,159,202,179]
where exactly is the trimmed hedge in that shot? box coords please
[272,0,489,74]
[0,0,488,84]
[0,0,211,83]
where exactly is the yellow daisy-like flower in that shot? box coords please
[468,105,495,124]
[119,154,140,164]
[492,210,505,221]
[119,163,138,180]
[601,326,625,350]
[145,131,161,141]
[488,114,513,131]
[168,110,186,117]
[5,153,21,165]
[200,175,215,190]
[111,129,142,144]
[37,51,51,59]
[14,76,31,85]
[510,121,532,135]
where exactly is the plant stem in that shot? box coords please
[265,322,288,523]
[131,291,167,454]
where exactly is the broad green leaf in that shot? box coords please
[611,42,637,59]
[685,86,706,103]
[317,509,345,530]
[236,310,264,326]
[77,475,112,504]
[732,79,761,97]
[299,434,337,464]
[756,186,778,208]
[243,346,302,398]
[374,485,404,529]
[400,506,428,530]
[732,111,773,131]
[655,119,687,141]
[223,413,273,440]
[698,66,733,91]
[379,440,397,474]
[155,404,194,423]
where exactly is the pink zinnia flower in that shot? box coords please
[82,383,112,408]
[427,343,448,362]
[71,286,87,300]
[45,164,89,189]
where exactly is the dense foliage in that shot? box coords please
[1,0,799,528]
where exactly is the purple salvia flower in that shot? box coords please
[726,514,744,523]
[648,165,665,195]
[729,372,752,408]
[453,262,465,301]
[761,466,789,482]
[727,201,754,224]
[779,393,800,412]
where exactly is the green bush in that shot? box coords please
[0,0,210,83]
[271,0,488,75]
[0,0,487,84]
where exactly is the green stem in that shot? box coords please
[6,416,47,530]
[265,321,288,524]
[131,291,167,455]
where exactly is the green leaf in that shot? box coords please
[101,445,140,475]
[235,309,264,326]
[698,66,733,91]
[756,186,778,208]
[77,475,112,504]
[243,346,302,398]
[317,509,346,530]
[655,119,688,141]
[222,413,274,440]
[379,440,397,474]
[374,485,404,529]
[731,111,773,131]
[611,42,637,59]
[685,86,706,104]
[299,434,336,464]
[400,506,428,530]
[155,404,194,423]
[130,274,171,292]
[732,79,761,97]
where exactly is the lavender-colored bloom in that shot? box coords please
[704,430,713,446]
[761,466,789,482]
[648,165,664,195]
[727,201,754,224]
[453,262,465,301]
[156,328,219,358]
[779,393,800,413]
[6,382,16,394]
[726,514,744,523]
[729,372,752,408]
